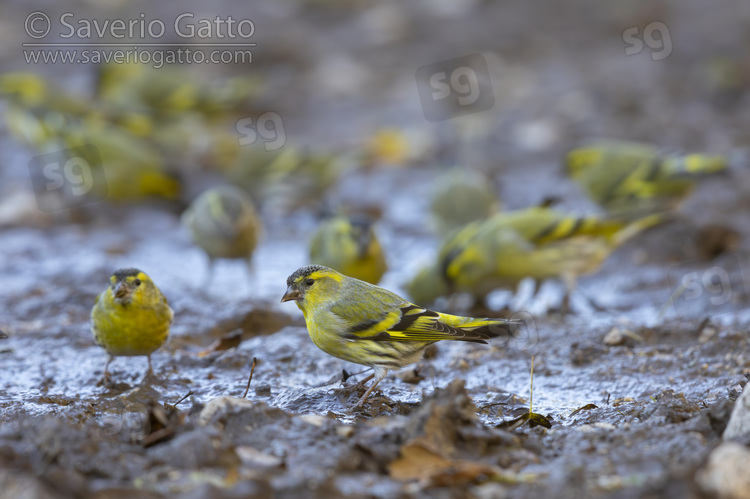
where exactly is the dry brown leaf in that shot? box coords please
[388,442,501,486]
[198,331,243,357]
[388,443,451,481]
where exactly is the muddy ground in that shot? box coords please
[1,0,750,497]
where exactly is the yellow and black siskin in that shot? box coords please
[91,268,173,383]
[309,215,387,284]
[566,141,727,217]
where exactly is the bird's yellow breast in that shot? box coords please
[91,291,171,357]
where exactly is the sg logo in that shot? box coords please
[623,21,672,61]
[667,254,748,318]
[415,54,495,122]
[236,112,286,151]
[28,145,107,212]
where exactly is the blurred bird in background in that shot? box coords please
[227,147,350,214]
[59,121,182,201]
[565,140,727,218]
[0,72,88,148]
[0,66,268,208]
[429,168,500,237]
[406,206,663,312]
[309,214,387,284]
[95,61,263,120]
[182,185,262,284]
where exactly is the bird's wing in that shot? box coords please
[380,304,502,343]
[332,291,501,344]
[159,294,175,324]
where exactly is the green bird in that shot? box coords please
[91,268,173,383]
[96,61,263,119]
[406,206,662,310]
[0,71,155,145]
[0,72,87,148]
[566,141,727,217]
[310,215,387,284]
[182,185,262,283]
[429,168,499,236]
[281,265,519,409]
[59,122,181,201]
[228,147,348,213]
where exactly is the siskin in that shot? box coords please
[566,141,727,217]
[59,122,181,201]
[0,72,90,115]
[228,147,348,213]
[429,168,500,236]
[309,215,387,284]
[0,72,156,144]
[91,268,173,383]
[281,265,519,408]
[0,72,85,148]
[96,61,263,119]
[360,128,436,168]
[406,206,662,309]
[181,185,262,282]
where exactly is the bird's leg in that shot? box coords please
[574,284,608,312]
[245,257,255,295]
[563,274,607,313]
[353,367,389,409]
[513,278,539,312]
[102,356,114,384]
[146,354,154,377]
[351,373,375,390]
[203,257,215,288]
[560,274,576,315]
[331,373,374,393]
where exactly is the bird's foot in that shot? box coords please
[141,356,157,385]
[97,375,112,388]
[141,370,155,385]
[350,381,382,412]
[331,373,374,395]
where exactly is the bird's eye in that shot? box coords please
[305,279,314,286]
[133,279,142,286]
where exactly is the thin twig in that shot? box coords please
[529,355,535,415]
[174,390,193,406]
[243,357,258,399]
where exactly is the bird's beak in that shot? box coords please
[356,231,372,259]
[113,283,131,301]
[280,285,302,303]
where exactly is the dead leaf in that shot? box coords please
[198,330,243,357]
[388,443,450,480]
[388,442,500,485]
[497,412,551,430]
[570,404,599,417]
[141,401,185,448]
[396,368,425,384]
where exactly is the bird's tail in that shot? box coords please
[440,314,526,343]
[610,212,666,247]
[532,213,627,245]
[661,154,727,177]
